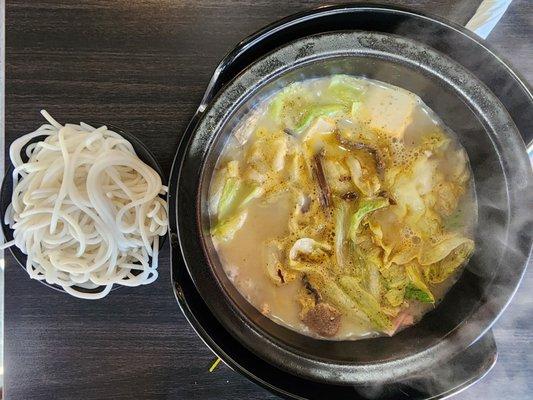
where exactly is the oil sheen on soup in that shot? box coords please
[208,75,476,340]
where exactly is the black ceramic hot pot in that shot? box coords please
[168,5,532,399]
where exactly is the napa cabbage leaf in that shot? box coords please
[339,275,392,331]
[348,197,389,242]
[405,264,434,303]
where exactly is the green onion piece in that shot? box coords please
[209,357,222,373]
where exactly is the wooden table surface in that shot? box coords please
[4,1,532,399]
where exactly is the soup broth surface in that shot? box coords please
[208,76,476,340]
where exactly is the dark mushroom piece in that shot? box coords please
[339,175,352,182]
[303,274,322,303]
[335,131,385,177]
[311,149,332,208]
[341,191,359,201]
[276,269,285,284]
[378,190,397,205]
[283,128,296,137]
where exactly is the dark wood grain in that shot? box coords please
[4,1,532,399]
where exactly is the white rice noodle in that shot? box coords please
[1,111,168,299]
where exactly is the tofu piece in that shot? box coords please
[358,84,417,139]
[301,117,336,141]
[301,117,336,155]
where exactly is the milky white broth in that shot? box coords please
[208,76,476,340]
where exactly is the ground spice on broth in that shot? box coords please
[208,75,476,340]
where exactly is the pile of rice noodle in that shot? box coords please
[1,111,168,299]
